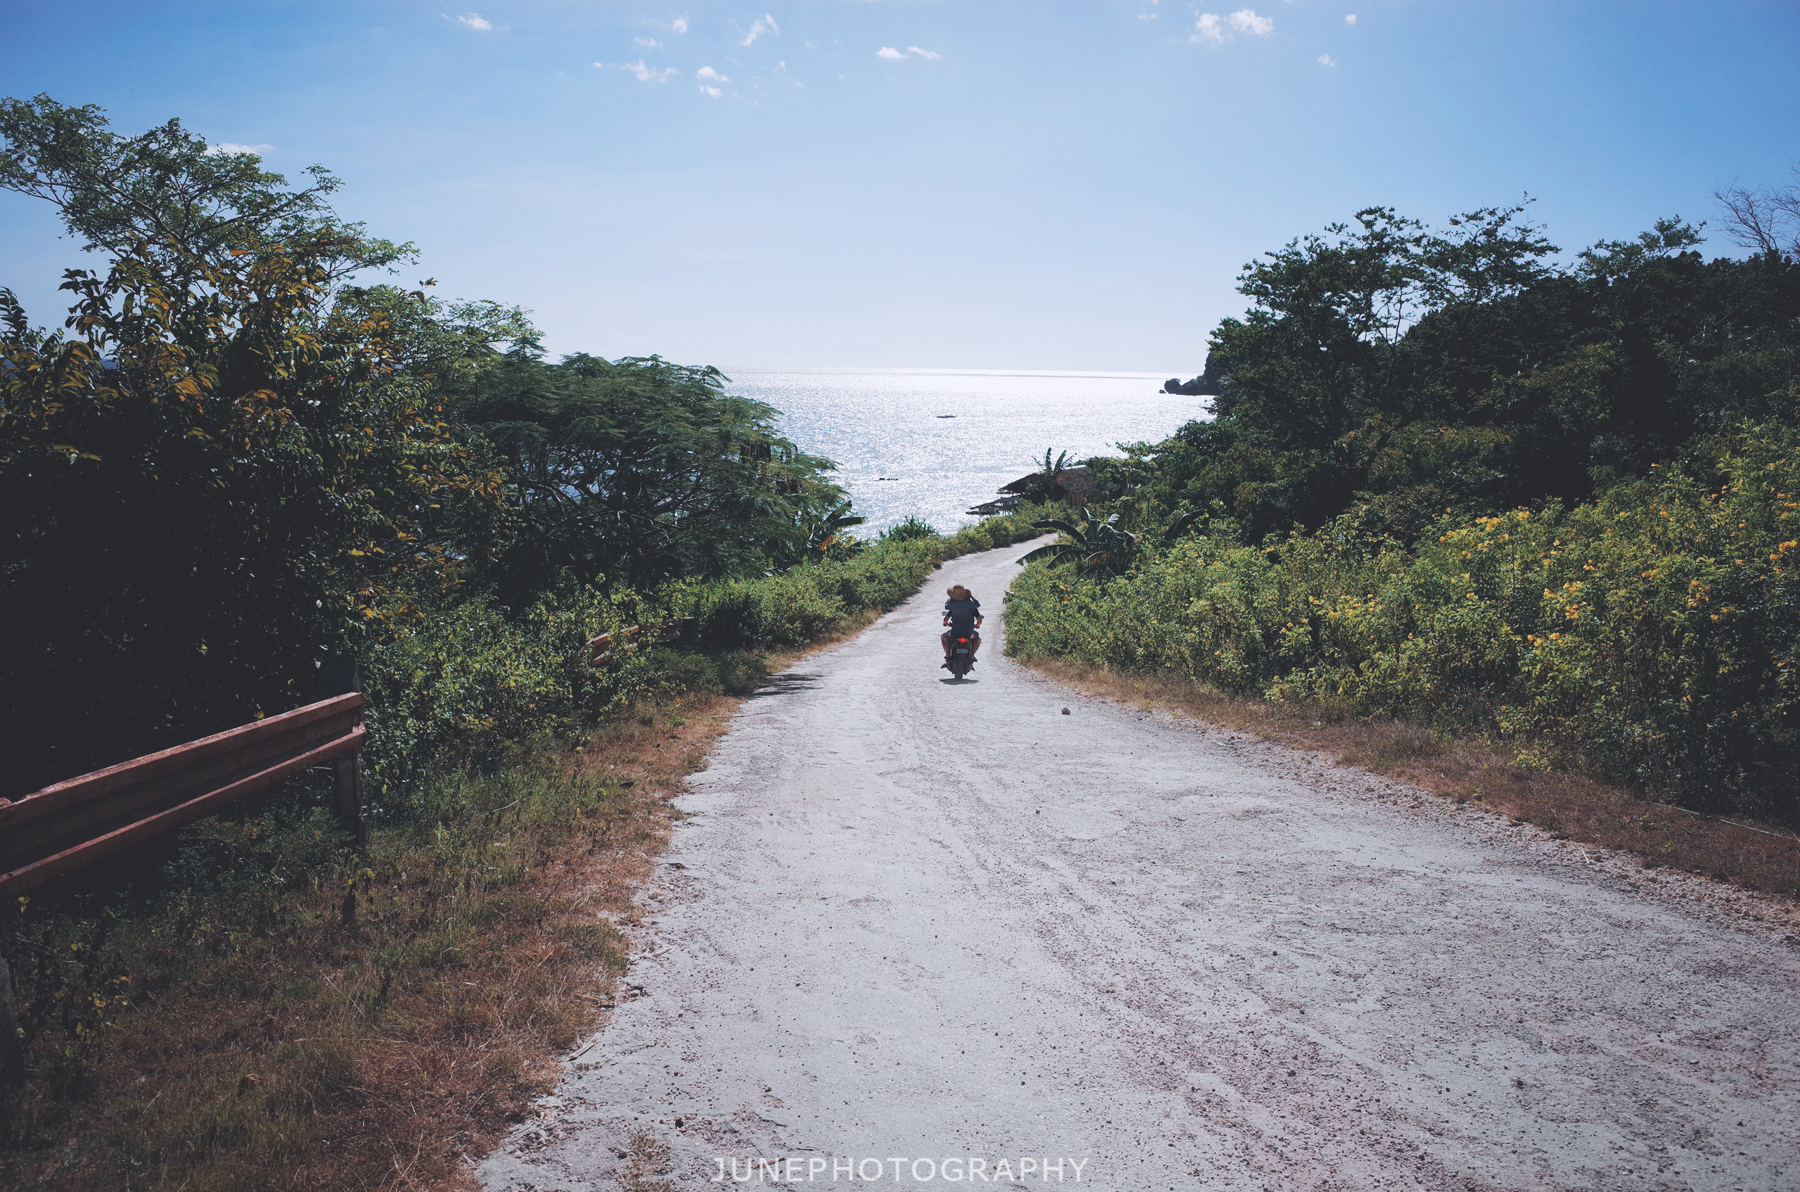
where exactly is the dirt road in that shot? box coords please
[482,538,1799,1192]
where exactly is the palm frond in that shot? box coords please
[1016,543,1069,566]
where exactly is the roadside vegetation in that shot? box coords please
[0,94,1049,1189]
[1027,661,1800,899]
[1007,186,1800,859]
[0,513,1044,1192]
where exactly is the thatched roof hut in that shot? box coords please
[996,464,1096,505]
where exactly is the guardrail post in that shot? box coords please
[333,753,366,846]
[0,953,23,1089]
[322,657,367,845]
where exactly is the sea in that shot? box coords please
[722,367,1207,537]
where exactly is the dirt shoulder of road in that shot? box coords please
[1020,657,1800,928]
[1,697,717,1192]
[2,626,885,1192]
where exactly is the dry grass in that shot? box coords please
[0,535,1007,1190]
[0,689,746,1192]
[0,620,881,1192]
[1027,659,1800,901]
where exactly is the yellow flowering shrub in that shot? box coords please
[1006,426,1800,821]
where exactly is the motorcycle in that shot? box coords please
[945,633,976,679]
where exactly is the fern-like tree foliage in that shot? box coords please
[0,99,518,791]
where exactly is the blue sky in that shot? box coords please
[2,0,1796,370]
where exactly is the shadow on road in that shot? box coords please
[746,673,823,699]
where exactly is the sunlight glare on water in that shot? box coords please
[722,368,1208,536]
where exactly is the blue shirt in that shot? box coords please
[944,596,981,633]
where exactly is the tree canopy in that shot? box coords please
[0,105,513,789]
[0,93,407,278]
[0,96,850,792]
[455,347,847,600]
[1123,202,1800,542]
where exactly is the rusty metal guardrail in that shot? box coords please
[0,693,367,898]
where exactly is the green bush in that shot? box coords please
[882,516,941,542]
[359,587,638,796]
[357,505,1052,802]
[1006,429,1800,823]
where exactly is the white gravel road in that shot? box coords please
[481,538,1800,1192]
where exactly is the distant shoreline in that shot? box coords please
[719,365,1175,380]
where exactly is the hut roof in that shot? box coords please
[998,464,1094,495]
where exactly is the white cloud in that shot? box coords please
[876,46,906,60]
[1228,9,1273,36]
[907,46,942,60]
[608,59,679,81]
[740,14,778,46]
[1194,8,1272,44]
[635,36,662,48]
[1318,53,1336,66]
[454,12,491,30]
[672,16,689,34]
[204,142,272,156]
[697,65,730,82]
[1344,13,1357,24]
[699,84,722,98]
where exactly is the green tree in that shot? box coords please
[1133,202,1800,542]
[454,348,850,598]
[0,98,510,792]
[0,93,407,279]
[1210,203,1558,450]
[795,500,868,565]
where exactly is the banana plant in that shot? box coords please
[1016,448,1073,502]
[804,500,866,561]
[1016,506,1139,578]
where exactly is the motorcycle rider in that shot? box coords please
[941,584,983,668]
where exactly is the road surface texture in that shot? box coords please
[481,538,1799,1192]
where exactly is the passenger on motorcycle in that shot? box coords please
[941,585,983,667]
